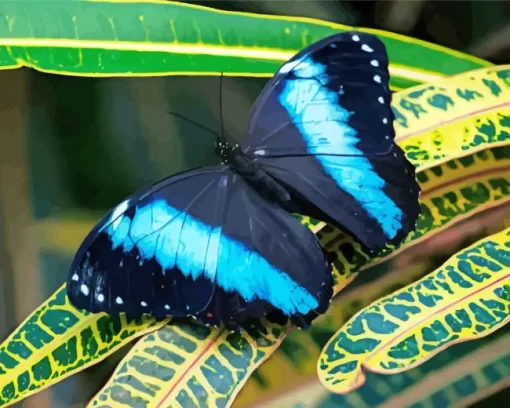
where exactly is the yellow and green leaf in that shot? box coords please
[250,328,510,408]
[318,227,510,394]
[405,334,510,408]
[0,290,168,407]
[393,65,510,167]
[0,0,491,89]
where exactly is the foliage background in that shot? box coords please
[0,0,509,407]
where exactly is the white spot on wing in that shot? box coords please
[279,59,301,74]
[164,304,170,310]
[362,44,374,52]
[97,294,105,302]
[383,117,388,124]
[141,301,147,307]
[352,35,360,42]
[116,297,123,304]
[109,199,130,231]
[374,75,381,83]
[80,284,89,296]
[71,274,79,282]
[378,96,384,104]
[371,60,379,67]
[254,149,266,156]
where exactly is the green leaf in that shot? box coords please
[0,0,491,89]
[248,328,510,407]
[318,227,510,394]
[0,289,168,407]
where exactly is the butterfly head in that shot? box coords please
[215,138,240,165]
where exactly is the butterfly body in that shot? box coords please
[67,31,421,330]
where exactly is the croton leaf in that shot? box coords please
[0,0,491,89]
[392,65,510,168]
[318,227,510,394]
[253,327,510,408]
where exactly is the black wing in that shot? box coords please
[241,32,420,252]
[67,166,332,328]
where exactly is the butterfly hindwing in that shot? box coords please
[67,167,333,328]
[194,175,333,328]
[242,32,420,252]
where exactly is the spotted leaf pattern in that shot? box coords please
[394,66,510,168]
[247,330,510,408]
[0,290,167,407]
[407,337,510,408]
[87,319,292,407]
[318,228,510,394]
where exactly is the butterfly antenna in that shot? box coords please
[218,72,226,144]
[166,111,220,139]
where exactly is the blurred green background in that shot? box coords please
[0,1,509,407]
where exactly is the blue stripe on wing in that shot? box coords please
[104,198,319,316]
[278,56,403,239]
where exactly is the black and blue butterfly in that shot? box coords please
[66,32,421,330]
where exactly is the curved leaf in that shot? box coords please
[406,336,510,408]
[245,329,510,408]
[0,0,490,88]
[87,319,291,408]
[378,332,510,408]
[318,227,510,394]
[393,66,510,167]
[0,290,168,407]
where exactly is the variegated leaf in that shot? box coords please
[393,66,510,167]
[318,228,510,394]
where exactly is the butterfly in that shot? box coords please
[66,31,421,330]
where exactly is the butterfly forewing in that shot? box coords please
[67,167,229,318]
[241,32,420,252]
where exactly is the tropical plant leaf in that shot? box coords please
[0,289,168,407]
[318,227,510,394]
[405,343,510,408]
[377,331,510,408]
[243,329,510,408]
[87,318,292,408]
[0,0,491,89]
[393,65,510,167]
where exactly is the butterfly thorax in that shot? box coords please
[215,138,296,210]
